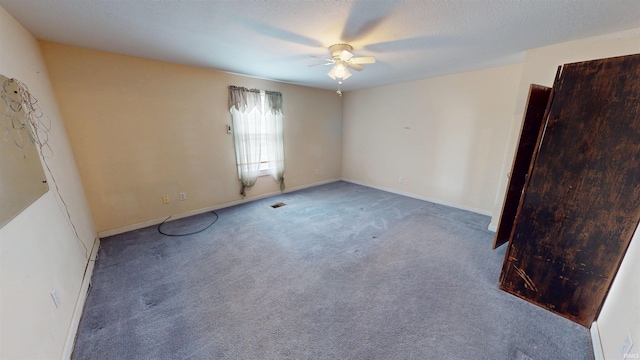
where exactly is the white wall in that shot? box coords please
[488,28,640,359]
[0,6,97,360]
[342,63,523,215]
[597,228,640,359]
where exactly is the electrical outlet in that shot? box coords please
[179,192,186,201]
[50,287,61,308]
[398,176,404,183]
[162,195,170,204]
[621,333,634,359]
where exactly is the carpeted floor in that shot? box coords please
[72,181,594,360]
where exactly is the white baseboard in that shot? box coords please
[61,236,101,360]
[487,222,498,233]
[341,178,493,217]
[590,321,605,360]
[98,179,341,238]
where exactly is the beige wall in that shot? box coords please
[40,42,343,234]
[488,28,640,360]
[342,63,523,215]
[0,6,97,359]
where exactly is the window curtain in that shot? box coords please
[229,86,262,197]
[264,90,285,191]
[228,86,285,196]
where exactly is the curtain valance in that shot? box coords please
[264,90,283,115]
[228,86,283,114]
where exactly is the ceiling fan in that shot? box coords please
[311,44,376,81]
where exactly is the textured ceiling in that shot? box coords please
[1,0,639,91]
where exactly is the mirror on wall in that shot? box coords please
[0,75,49,229]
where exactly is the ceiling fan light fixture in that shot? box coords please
[327,61,352,80]
[316,43,374,82]
[327,66,337,80]
[342,68,352,80]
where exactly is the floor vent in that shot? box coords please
[271,202,286,208]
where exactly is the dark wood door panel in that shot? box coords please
[500,54,640,326]
[493,84,551,250]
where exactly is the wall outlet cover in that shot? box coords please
[50,287,61,308]
[621,333,634,359]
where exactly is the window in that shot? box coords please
[228,86,284,196]
[257,92,271,175]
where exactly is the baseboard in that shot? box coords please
[98,179,341,238]
[487,221,498,233]
[61,236,101,360]
[590,321,605,360]
[341,178,493,217]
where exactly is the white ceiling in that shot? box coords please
[1,0,639,91]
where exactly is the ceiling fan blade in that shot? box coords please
[309,55,334,67]
[351,56,376,64]
[339,50,354,61]
[347,63,365,71]
[308,62,334,67]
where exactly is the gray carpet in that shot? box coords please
[72,181,594,360]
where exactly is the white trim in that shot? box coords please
[487,222,498,232]
[590,321,605,360]
[341,178,493,217]
[61,236,101,360]
[98,179,341,238]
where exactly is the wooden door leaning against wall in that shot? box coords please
[492,84,551,250]
[497,54,640,327]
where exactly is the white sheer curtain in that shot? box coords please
[264,90,285,190]
[229,86,262,196]
[228,86,285,196]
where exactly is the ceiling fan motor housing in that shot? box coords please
[329,44,353,59]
